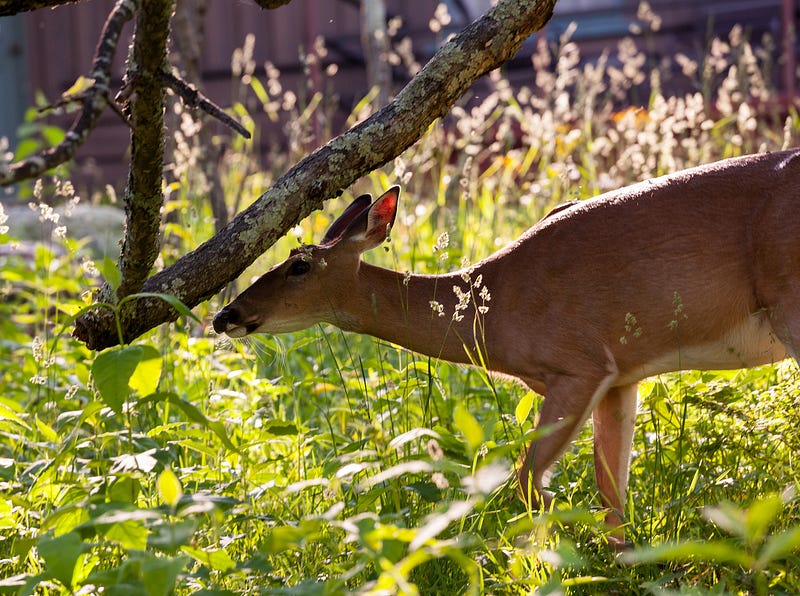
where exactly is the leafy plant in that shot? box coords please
[1,10,799,594]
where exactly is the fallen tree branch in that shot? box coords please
[0,0,137,185]
[73,0,556,350]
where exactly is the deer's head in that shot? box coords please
[212,186,399,337]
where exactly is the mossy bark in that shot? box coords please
[113,0,174,300]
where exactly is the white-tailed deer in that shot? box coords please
[213,150,800,545]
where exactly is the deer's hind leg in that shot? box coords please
[518,365,619,511]
[592,382,638,545]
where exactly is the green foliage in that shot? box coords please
[2,13,800,595]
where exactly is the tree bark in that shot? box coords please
[73,0,557,350]
[111,0,175,300]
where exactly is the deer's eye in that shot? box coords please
[287,259,312,277]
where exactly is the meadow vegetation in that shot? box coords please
[1,9,800,594]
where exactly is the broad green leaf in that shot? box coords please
[0,402,31,430]
[100,256,121,292]
[157,468,183,509]
[621,540,753,567]
[142,393,238,451]
[745,494,784,544]
[259,520,322,555]
[261,420,299,436]
[454,405,484,454]
[34,416,58,443]
[129,344,162,397]
[515,391,536,426]
[703,503,748,540]
[181,546,236,572]
[0,499,14,529]
[757,526,800,566]
[37,531,87,588]
[147,518,198,552]
[108,475,141,503]
[42,504,89,536]
[105,520,149,551]
[92,346,143,413]
[405,481,442,503]
[139,554,190,596]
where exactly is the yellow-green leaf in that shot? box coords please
[181,545,236,572]
[453,405,483,454]
[105,520,149,551]
[63,75,94,99]
[157,468,183,509]
[129,344,162,397]
[515,391,536,426]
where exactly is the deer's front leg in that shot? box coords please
[518,369,619,510]
[592,383,638,546]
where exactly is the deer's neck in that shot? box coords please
[338,261,496,367]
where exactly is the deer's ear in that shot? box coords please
[342,186,400,252]
[321,193,373,244]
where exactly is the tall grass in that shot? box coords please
[1,9,800,595]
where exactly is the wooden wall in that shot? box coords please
[17,0,796,193]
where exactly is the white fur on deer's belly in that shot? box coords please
[619,315,789,384]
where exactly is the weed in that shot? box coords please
[2,7,800,594]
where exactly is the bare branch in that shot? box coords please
[0,0,137,186]
[162,70,251,139]
[73,0,557,350]
[0,0,80,16]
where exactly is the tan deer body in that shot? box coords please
[214,150,800,544]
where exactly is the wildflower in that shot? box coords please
[433,232,449,252]
[429,300,444,317]
[32,336,44,362]
[426,439,444,461]
[432,472,449,490]
[82,258,99,277]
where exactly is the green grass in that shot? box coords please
[2,19,800,595]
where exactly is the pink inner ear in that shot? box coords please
[375,191,397,224]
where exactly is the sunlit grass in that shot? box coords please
[1,8,800,594]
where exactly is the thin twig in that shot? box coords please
[162,70,252,139]
[0,0,138,186]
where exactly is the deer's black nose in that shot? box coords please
[212,307,236,334]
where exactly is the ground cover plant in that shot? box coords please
[2,13,800,595]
